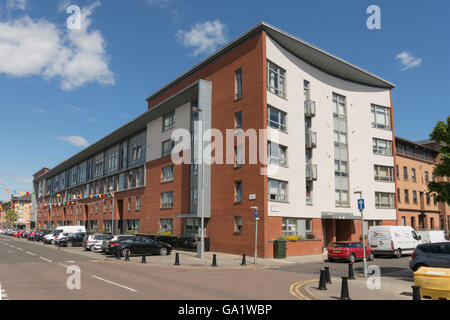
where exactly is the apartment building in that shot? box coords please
[34,22,397,257]
[395,137,441,230]
[415,139,450,232]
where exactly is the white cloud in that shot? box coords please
[396,51,422,71]
[146,0,170,8]
[32,107,47,113]
[57,135,89,147]
[6,0,28,11]
[0,2,115,90]
[176,19,228,57]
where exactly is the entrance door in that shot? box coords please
[117,200,124,234]
[335,220,352,241]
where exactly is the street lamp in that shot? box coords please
[109,186,114,235]
[192,105,205,259]
[354,190,367,277]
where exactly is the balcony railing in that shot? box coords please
[304,100,316,117]
[306,164,318,181]
[305,131,317,149]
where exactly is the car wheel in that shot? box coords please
[51,239,55,245]
[414,263,426,272]
[368,251,374,261]
[394,249,402,258]
[121,248,131,258]
[348,254,356,264]
[159,247,169,256]
[68,242,73,247]
[328,257,334,262]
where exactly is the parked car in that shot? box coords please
[27,231,38,241]
[35,230,51,241]
[328,241,374,263]
[83,233,113,251]
[409,242,450,271]
[108,236,172,257]
[369,226,421,258]
[416,230,450,244]
[101,235,134,253]
[43,229,63,244]
[56,232,86,247]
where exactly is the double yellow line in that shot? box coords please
[289,279,319,300]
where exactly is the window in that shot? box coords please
[103,199,107,213]
[96,203,99,214]
[306,181,313,205]
[375,192,395,209]
[397,188,401,203]
[404,189,409,203]
[403,167,408,180]
[128,131,146,166]
[373,138,393,156]
[162,112,175,132]
[411,168,416,182]
[335,190,349,207]
[161,219,173,233]
[128,198,131,211]
[161,192,174,209]
[401,217,406,226]
[304,80,310,101]
[268,141,287,166]
[234,145,243,168]
[136,167,144,187]
[335,160,348,177]
[94,153,104,178]
[235,68,242,99]
[126,219,140,232]
[234,111,242,131]
[136,197,141,211]
[332,93,346,119]
[234,216,242,233]
[268,179,287,202]
[267,60,286,98]
[185,218,200,236]
[413,191,417,204]
[426,193,431,205]
[425,171,429,183]
[267,105,286,132]
[396,165,399,179]
[371,105,391,130]
[234,181,242,203]
[162,140,175,157]
[282,218,312,237]
[374,165,394,182]
[162,165,174,183]
[118,173,125,191]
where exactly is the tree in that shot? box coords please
[427,115,450,205]
[5,209,19,228]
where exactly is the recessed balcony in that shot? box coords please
[304,100,316,117]
[306,164,318,181]
[305,131,317,149]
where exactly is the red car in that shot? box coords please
[328,241,374,263]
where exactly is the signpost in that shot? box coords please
[251,206,259,265]
[355,192,367,278]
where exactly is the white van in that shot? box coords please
[368,226,421,258]
[44,226,86,245]
[416,230,449,244]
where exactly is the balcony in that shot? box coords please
[304,100,316,117]
[305,131,317,149]
[306,164,318,181]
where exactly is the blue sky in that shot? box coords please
[0,0,449,200]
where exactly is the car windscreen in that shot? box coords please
[332,243,351,248]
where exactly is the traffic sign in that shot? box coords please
[254,208,259,220]
[358,199,365,211]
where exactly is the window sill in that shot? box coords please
[268,199,289,204]
[234,165,243,170]
[161,179,174,184]
[267,89,287,101]
[233,201,242,205]
[233,232,242,235]
[234,96,242,102]
[160,207,174,210]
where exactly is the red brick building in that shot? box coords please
[34,22,398,257]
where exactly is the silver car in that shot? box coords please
[410,242,450,271]
[82,233,112,251]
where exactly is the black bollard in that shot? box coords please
[340,276,351,300]
[116,251,121,260]
[317,270,327,290]
[174,252,180,266]
[348,262,355,280]
[125,250,130,262]
[241,254,247,266]
[141,254,146,264]
[324,266,332,284]
[211,254,217,267]
[412,285,421,300]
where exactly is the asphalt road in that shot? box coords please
[0,235,311,300]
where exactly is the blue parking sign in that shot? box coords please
[358,199,365,211]
[254,208,259,220]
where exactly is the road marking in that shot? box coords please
[58,263,70,268]
[26,251,36,256]
[17,248,24,251]
[92,275,137,293]
[289,279,319,300]
[39,257,53,263]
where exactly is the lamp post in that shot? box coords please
[354,190,367,278]
[109,186,114,235]
[192,106,205,259]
